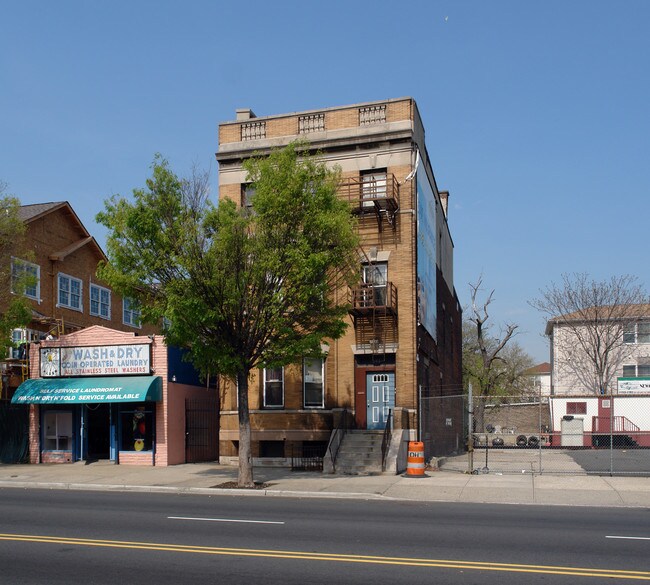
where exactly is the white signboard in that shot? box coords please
[618,377,650,394]
[40,344,151,377]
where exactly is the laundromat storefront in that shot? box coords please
[12,375,162,464]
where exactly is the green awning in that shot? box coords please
[11,376,162,405]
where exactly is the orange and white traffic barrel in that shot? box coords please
[406,441,426,477]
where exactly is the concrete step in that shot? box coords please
[333,431,385,476]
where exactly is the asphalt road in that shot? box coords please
[0,488,649,584]
[566,449,650,475]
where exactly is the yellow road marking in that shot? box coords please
[0,533,649,580]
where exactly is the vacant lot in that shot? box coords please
[440,448,650,476]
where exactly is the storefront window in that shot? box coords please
[43,411,72,451]
[120,407,153,452]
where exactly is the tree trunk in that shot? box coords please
[237,369,255,488]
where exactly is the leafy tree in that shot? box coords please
[97,143,359,486]
[531,273,649,395]
[463,277,533,432]
[0,183,34,354]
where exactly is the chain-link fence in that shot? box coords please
[420,393,467,459]
[421,394,650,476]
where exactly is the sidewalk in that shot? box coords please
[1,461,649,508]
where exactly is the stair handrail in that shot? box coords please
[328,408,351,472]
[592,415,641,434]
[381,409,393,472]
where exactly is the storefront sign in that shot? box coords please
[12,375,162,404]
[618,377,650,394]
[40,344,151,377]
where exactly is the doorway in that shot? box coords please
[86,404,111,460]
[366,372,395,430]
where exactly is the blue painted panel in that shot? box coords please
[366,372,395,430]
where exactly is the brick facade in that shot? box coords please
[15,202,158,337]
[216,98,462,463]
[25,326,212,466]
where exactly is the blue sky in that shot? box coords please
[2,1,649,363]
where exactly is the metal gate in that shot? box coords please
[185,397,219,463]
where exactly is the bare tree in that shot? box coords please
[531,273,649,395]
[464,277,520,432]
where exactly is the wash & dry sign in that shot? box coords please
[40,344,151,377]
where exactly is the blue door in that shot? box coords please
[366,372,395,430]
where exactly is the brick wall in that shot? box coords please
[218,98,415,145]
[17,205,158,337]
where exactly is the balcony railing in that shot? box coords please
[348,282,398,317]
[338,174,400,216]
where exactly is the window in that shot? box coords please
[260,441,285,457]
[303,357,325,408]
[120,407,153,452]
[263,367,284,408]
[639,323,650,344]
[566,402,587,415]
[623,365,636,377]
[43,411,73,451]
[624,322,650,344]
[241,184,255,210]
[123,298,141,328]
[623,364,650,377]
[9,328,39,359]
[58,273,82,311]
[361,170,387,205]
[11,258,40,300]
[362,262,387,307]
[90,284,111,319]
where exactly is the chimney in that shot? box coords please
[439,190,449,217]
[236,108,256,121]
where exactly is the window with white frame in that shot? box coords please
[58,273,82,311]
[43,411,73,451]
[624,322,650,344]
[263,367,284,408]
[90,284,111,319]
[303,357,324,408]
[123,297,141,328]
[361,169,387,205]
[11,258,40,300]
[362,262,387,307]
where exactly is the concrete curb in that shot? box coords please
[0,480,388,500]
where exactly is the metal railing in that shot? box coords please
[381,409,393,472]
[348,282,398,315]
[291,444,324,472]
[592,415,641,434]
[327,409,352,472]
[338,174,400,211]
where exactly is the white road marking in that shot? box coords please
[606,535,650,541]
[168,516,284,525]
